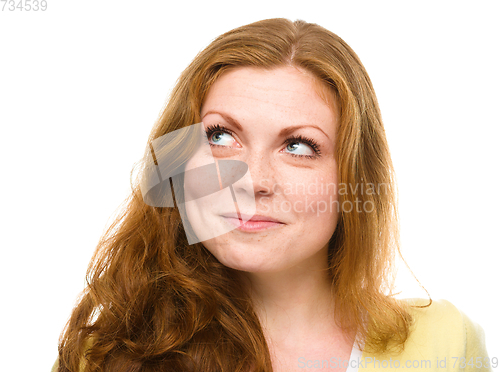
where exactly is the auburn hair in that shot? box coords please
[56,18,429,372]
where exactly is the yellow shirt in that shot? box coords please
[51,298,493,372]
[355,298,493,371]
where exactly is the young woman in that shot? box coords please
[52,18,492,372]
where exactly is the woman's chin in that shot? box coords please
[205,244,282,273]
[219,255,275,273]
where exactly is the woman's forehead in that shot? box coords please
[201,66,338,132]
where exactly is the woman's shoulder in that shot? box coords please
[359,298,492,371]
[50,358,58,372]
[50,336,95,372]
[404,297,469,338]
[402,297,487,349]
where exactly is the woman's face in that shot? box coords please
[186,66,339,273]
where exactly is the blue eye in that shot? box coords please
[283,135,321,159]
[205,124,236,147]
[285,141,314,156]
[210,131,234,146]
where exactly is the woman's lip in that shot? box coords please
[220,213,283,223]
[222,217,284,232]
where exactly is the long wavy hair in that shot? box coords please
[56,18,429,372]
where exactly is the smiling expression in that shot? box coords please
[184,65,340,273]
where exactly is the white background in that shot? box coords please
[1,1,498,370]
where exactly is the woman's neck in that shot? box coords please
[241,243,339,343]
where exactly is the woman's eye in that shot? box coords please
[205,125,238,147]
[282,135,321,159]
[284,141,314,156]
[210,131,234,146]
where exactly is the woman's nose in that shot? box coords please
[232,152,279,198]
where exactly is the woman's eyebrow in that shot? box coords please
[279,125,330,140]
[202,110,331,140]
[203,111,243,131]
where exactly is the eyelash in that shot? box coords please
[204,123,322,159]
